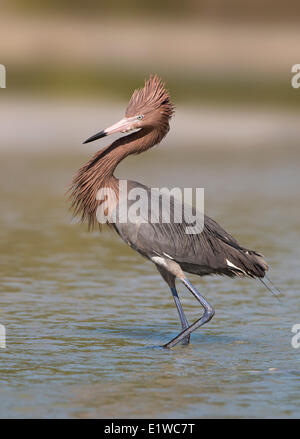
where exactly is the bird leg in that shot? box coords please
[170,286,190,345]
[155,264,190,346]
[163,278,215,349]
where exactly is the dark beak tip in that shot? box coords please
[83,130,107,144]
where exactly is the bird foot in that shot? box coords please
[181,335,190,345]
[162,333,191,349]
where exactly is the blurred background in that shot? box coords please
[1,1,300,419]
[1,0,300,150]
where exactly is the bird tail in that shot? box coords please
[205,216,268,279]
[248,251,269,278]
[258,275,282,303]
[223,246,268,279]
[224,248,282,302]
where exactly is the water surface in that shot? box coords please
[0,145,299,418]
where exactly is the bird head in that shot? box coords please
[83,75,174,144]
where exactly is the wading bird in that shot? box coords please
[70,75,269,348]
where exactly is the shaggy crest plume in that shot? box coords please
[125,74,174,119]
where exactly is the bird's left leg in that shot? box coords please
[153,258,214,348]
[164,277,215,349]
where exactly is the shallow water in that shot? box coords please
[0,145,300,418]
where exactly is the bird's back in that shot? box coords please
[113,181,268,279]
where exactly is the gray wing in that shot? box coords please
[113,182,268,278]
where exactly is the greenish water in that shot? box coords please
[0,145,300,418]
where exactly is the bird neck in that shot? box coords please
[99,126,166,177]
[70,125,168,229]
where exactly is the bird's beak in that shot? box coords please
[83,117,134,144]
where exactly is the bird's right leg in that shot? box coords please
[164,278,215,349]
[155,264,190,345]
[170,286,190,345]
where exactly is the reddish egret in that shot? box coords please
[70,75,269,348]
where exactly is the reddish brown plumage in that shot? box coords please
[126,74,174,119]
[69,74,174,229]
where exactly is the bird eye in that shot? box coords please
[137,115,144,120]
